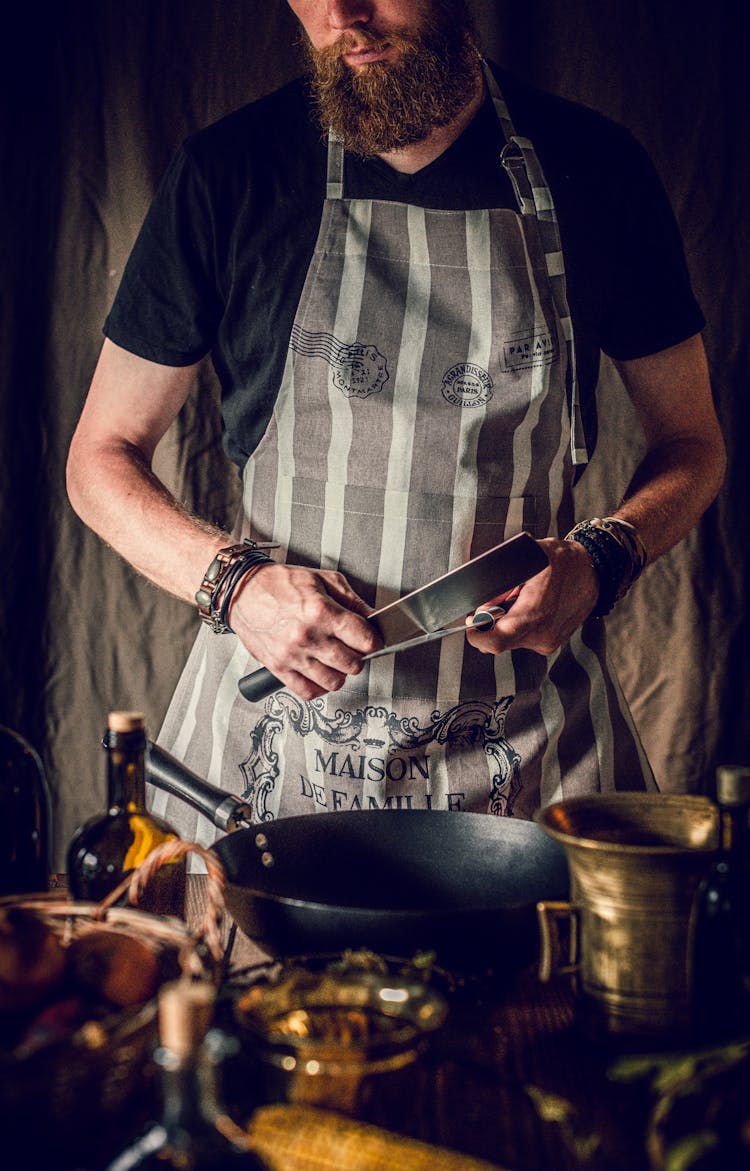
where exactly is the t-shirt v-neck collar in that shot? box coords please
[346,94,500,194]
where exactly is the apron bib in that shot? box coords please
[153,69,654,844]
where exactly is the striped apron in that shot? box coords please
[153,68,654,845]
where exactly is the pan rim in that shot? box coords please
[216,809,568,916]
[225,887,553,915]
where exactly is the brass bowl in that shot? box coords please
[233,954,448,1112]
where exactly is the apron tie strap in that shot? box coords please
[489,62,589,468]
[326,128,344,200]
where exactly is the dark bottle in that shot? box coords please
[0,725,52,895]
[104,979,269,1170]
[66,711,186,917]
[690,765,750,1042]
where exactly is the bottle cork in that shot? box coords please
[158,979,216,1058]
[107,711,146,734]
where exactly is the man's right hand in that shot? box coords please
[227,563,382,700]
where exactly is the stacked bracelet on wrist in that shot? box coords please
[195,539,275,634]
[564,517,648,617]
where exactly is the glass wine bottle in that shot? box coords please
[690,765,750,1043]
[104,980,269,1171]
[0,725,52,895]
[66,711,186,917]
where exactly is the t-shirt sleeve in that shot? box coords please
[597,129,705,360]
[103,145,223,366]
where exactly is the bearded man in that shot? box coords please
[67,1,724,840]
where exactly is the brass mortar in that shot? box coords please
[536,793,718,1043]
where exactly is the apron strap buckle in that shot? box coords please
[500,141,536,217]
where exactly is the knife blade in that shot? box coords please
[364,602,510,660]
[370,531,546,644]
[237,531,547,703]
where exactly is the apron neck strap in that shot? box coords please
[484,58,588,466]
[482,57,518,144]
[483,59,540,220]
[327,129,345,200]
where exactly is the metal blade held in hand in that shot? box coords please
[365,602,509,660]
[370,531,547,644]
[237,531,548,703]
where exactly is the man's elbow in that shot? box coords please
[65,429,118,528]
[65,430,91,523]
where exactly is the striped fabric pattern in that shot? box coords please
[152,71,652,842]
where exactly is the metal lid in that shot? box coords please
[716,766,750,807]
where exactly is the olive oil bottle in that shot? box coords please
[0,725,51,894]
[103,980,269,1170]
[66,711,186,917]
[690,765,750,1042]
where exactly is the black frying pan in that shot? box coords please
[147,743,569,972]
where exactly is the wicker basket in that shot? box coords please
[0,840,225,1150]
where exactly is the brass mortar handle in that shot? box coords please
[536,899,580,982]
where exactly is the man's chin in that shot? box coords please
[304,14,480,155]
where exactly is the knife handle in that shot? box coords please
[238,666,283,702]
[472,600,513,630]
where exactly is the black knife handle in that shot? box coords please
[472,600,514,629]
[237,665,283,702]
[237,601,514,699]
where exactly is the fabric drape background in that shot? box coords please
[1,1,746,868]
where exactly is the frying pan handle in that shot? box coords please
[237,666,283,702]
[146,740,253,832]
[536,899,580,982]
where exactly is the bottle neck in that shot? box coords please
[719,804,750,856]
[157,1044,225,1133]
[105,728,147,812]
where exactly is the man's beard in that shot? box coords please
[302,4,480,157]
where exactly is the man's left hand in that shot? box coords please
[466,537,600,656]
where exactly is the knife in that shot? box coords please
[364,602,510,660]
[237,531,548,702]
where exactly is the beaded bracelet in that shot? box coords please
[195,539,274,634]
[564,517,648,617]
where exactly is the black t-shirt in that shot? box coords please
[104,62,704,469]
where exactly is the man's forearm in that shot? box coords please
[66,437,231,606]
[67,341,233,608]
[608,334,726,565]
[66,434,381,700]
[612,433,726,564]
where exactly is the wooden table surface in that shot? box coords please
[184,876,656,1171]
[14,876,745,1171]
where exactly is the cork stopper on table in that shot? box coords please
[107,710,146,734]
[158,980,217,1058]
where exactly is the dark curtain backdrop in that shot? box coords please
[1,1,746,868]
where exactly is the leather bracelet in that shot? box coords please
[195,539,274,634]
[564,517,647,617]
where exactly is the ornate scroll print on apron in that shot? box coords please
[153,65,654,846]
